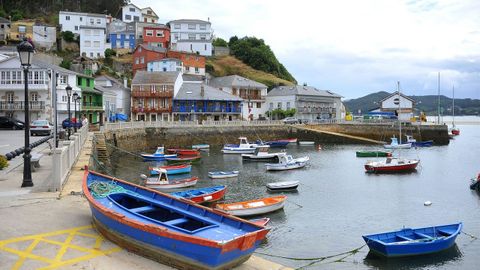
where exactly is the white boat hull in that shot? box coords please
[222,148,256,154]
[145,179,198,189]
[225,201,286,217]
[267,181,300,190]
[208,171,239,179]
[265,162,307,171]
[383,143,412,149]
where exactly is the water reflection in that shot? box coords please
[363,245,462,269]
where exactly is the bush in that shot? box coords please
[213,37,228,47]
[61,31,75,42]
[0,155,8,170]
[60,59,71,69]
[104,48,116,58]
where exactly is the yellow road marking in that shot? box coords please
[0,225,121,270]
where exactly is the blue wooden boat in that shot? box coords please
[256,140,290,148]
[406,135,433,147]
[170,185,227,203]
[362,223,462,257]
[141,146,177,161]
[83,168,269,270]
[149,164,192,175]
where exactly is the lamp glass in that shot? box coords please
[72,92,78,99]
[66,86,72,97]
[17,40,34,66]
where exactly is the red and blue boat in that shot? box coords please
[362,223,462,257]
[140,146,177,161]
[83,168,269,270]
[149,164,192,175]
[170,185,227,204]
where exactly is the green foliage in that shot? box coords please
[229,36,296,83]
[60,59,71,70]
[104,48,116,58]
[0,155,8,170]
[267,108,297,119]
[0,7,6,18]
[61,31,75,42]
[212,37,228,47]
[285,108,297,117]
[11,9,24,21]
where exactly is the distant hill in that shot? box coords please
[206,56,295,89]
[344,92,480,116]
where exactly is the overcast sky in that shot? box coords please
[135,0,480,99]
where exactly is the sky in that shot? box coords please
[135,0,480,100]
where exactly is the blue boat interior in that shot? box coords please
[88,174,260,241]
[171,186,224,199]
[365,224,460,244]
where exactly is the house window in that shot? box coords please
[94,41,100,47]
[185,66,190,71]
[62,95,67,102]
[84,41,91,47]
[96,19,101,24]
[195,67,199,74]
[188,34,195,40]
[77,77,81,86]
[174,24,180,29]
[18,26,26,33]
[200,34,206,40]
[30,93,38,102]
[65,16,70,21]
[133,16,140,22]
[75,26,78,31]
[156,31,164,37]
[135,58,139,64]
[145,30,153,36]
[90,18,94,24]
[277,102,282,109]
[141,57,144,63]
[129,7,135,12]
[286,102,291,110]
[60,75,68,84]
[188,24,195,30]
[174,33,179,40]
[125,15,131,20]
[80,17,83,21]
[147,10,152,15]
[200,24,206,30]
[90,52,94,57]
[6,92,14,103]
[257,102,261,108]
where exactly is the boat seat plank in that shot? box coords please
[436,229,452,236]
[131,206,155,213]
[397,235,414,241]
[164,218,189,225]
[414,232,433,239]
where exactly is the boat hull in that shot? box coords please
[365,159,419,173]
[222,148,256,154]
[266,181,299,191]
[363,223,462,258]
[356,151,392,157]
[265,162,306,171]
[208,171,239,179]
[220,200,285,217]
[412,141,434,147]
[146,178,198,189]
[150,164,192,175]
[141,154,177,161]
[242,154,280,162]
[170,186,227,203]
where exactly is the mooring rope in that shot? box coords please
[102,140,144,159]
[462,231,478,240]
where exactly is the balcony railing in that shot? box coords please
[82,102,104,111]
[132,107,171,113]
[0,101,45,111]
[298,107,335,113]
[174,106,241,113]
[131,90,173,98]
[239,94,265,100]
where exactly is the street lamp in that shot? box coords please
[65,85,72,139]
[17,39,34,188]
[72,92,78,133]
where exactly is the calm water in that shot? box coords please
[107,122,480,270]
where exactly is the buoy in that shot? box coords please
[424,201,432,206]
[317,145,322,151]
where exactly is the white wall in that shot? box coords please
[173,42,212,56]
[33,26,56,50]
[382,94,413,110]
[80,27,106,59]
[170,21,212,56]
[121,5,142,23]
[265,95,296,119]
[59,11,107,35]
[147,60,183,72]
[173,73,183,97]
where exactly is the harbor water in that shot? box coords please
[107,121,480,269]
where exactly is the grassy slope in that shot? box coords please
[207,56,294,89]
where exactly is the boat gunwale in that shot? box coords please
[216,195,287,211]
[82,168,270,252]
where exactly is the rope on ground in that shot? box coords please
[88,181,126,198]
[462,231,478,240]
[255,244,366,263]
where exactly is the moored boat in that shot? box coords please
[298,141,315,145]
[142,169,198,189]
[356,150,392,157]
[249,217,271,226]
[165,154,201,164]
[215,195,287,217]
[140,146,177,161]
[257,140,290,148]
[83,169,269,270]
[149,164,192,175]
[406,135,433,147]
[365,157,419,173]
[285,138,298,143]
[167,148,200,156]
[383,137,412,149]
[192,144,210,150]
[362,223,462,257]
[265,154,308,171]
[208,170,239,179]
[469,174,480,191]
[266,180,299,191]
[241,145,284,162]
[222,137,258,154]
[170,185,227,203]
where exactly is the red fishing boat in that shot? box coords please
[365,157,419,173]
[167,148,200,156]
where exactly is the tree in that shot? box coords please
[60,59,71,70]
[228,36,239,47]
[104,48,116,58]
[61,31,75,42]
[212,37,228,47]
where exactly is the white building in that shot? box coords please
[168,19,212,56]
[118,3,142,23]
[266,85,343,122]
[209,75,267,120]
[378,91,415,121]
[95,75,131,118]
[59,11,107,35]
[33,60,83,126]
[0,56,51,122]
[80,26,107,59]
[141,7,159,23]
[32,24,56,51]
[147,59,183,73]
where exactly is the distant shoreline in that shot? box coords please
[426,115,480,125]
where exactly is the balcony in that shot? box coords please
[132,107,171,113]
[0,101,45,111]
[239,94,265,101]
[131,90,173,98]
[174,106,241,113]
[82,102,104,111]
[298,107,335,113]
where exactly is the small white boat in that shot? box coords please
[266,181,299,191]
[141,169,198,189]
[208,170,240,179]
[215,196,287,217]
[222,137,258,154]
[192,144,210,150]
[293,156,310,163]
[265,154,308,171]
[298,141,315,145]
[242,145,284,162]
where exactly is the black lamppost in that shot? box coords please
[72,92,78,133]
[17,39,34,188]
[66,85,72,139]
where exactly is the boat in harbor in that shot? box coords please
[469,173,480,191]
[365,157,419,173]
[83,169,269,270]
[215,195,287,217]
[298,141,315,146]
[265,154,308,171]
[285,138,298,143]
[170,185,227,204]
[167,148,200,156]
[266,180,299,191]
[221,137,258,154]
[356,150,392,157]
[257,140,290,148]
[192,144,210,150]
[406,135,433,147]
[241,145,284,162]
[362,222,462,257]
[142,169,198,189]
[249,217,271,226]
[149,164,192,175]
[208,170,239,179]
[165,154,201,164]
[383,137,412,149]
[451,86,460,136]
[140,146,177,161]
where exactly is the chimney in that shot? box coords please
[200,85,204,97]
[123,77,128,88]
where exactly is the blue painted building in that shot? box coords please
[109,32,135,50]
[173,83,243,122]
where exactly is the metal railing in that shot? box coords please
[0,101,45,111]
